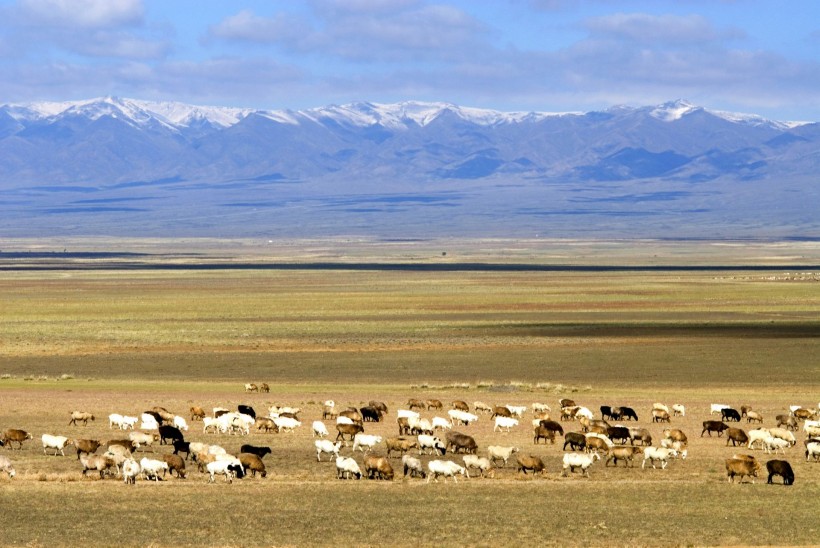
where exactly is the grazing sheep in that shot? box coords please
[273,417,301,433]
[474,401,493,414]
[312,421,329,438]
[425,399,443,411]
[364,455,394,480]
[462,455,493,478]
[315,440,342,462]
[2,429,32,450]
[652,409,671,423]
[158,425,184,446]
[68,411,95,426]
[427,459,468,483]
[726,428,749,447]
[531,402,551,414]
[385,437,419,458]
[777,414,799,431]
[641,447,679,469]
[432,417,452,431]
[172,416,189,431]
[335,423,364,446]
[239,453,267,478]
[207,458,245,483]
[407,398,426,411]
[255,417,277,433]
[0,455,16,478]
[606,446,642,467]
[563,432,587,452]
[42,434,73,456]
[245,383,258,392]
[769,428,797,446]
[628,427,653,446]
[448,410,479,426]
[360,406,383,423]
[721,408,741,422]
[805,441,820,462]
[487,445,519,467]
[239,444,271,459]
[662,428,688,444]
[353,433,382,453]
[402,455,426,479]
[129,431,159,452]
[701,421,730,437]
[445,431,477,455]
[139,458,169,481]
[562,452,600,477]
[726,456,761,483]
[80,454,116,479]
[417,435,447,456]
[516,455,547,477]
[158,454,187,479]
[766,460,794,485]
[451,401,469,412]
[746,411,764,424]
[763,437,790,455]
[747,428,772,450]
[260,383,270,393]
[671,404,685,417]
[104,439,135,456]
[494,416,519,433]
[322,403,337,420]
[336,456,362,480]
[122,458,140,485]
[533,425,556,445]
[190,406,206,421]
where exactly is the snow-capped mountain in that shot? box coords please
[0,97,817,239]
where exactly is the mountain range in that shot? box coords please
[0,96,817,239]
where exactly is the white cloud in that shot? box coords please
[17,0,144,29]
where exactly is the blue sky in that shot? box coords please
[0,0,818,120]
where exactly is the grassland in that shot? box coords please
[0,238,819,546]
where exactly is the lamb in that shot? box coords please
[402,455,426,479]
[352,433,382,453]
[493,416,519,433]
[122,458,140,484]
[315,440,342,461]
[312,421,329,438]
[641,447,679,469]
[427,459,468,483]
[2,429,32,450]
[42,434,73,456]
[139,457,169,481]
[462,455,493,478]
[562,452,600,477]
[0,456,15,478]
[239,453,267,478]
[206,458,245,483]
[336,456,362,480]
[68,411,95,426]
[487,445,519,467]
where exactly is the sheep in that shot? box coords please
[505,405,527,418]
[352,433,382,453]
[0,455,15,478]
[726,428,749,447]
[641,447,679,469]
[628,427,653,446]
[747,428,772,450]
[585,433,614,455]
[769,428,796,446]
[493,416,519,433]
[710,404,730,415]
[763,437,790,455]
[487,445,519,467]
[432,417,452,431]
[672,404,685,417]
[562,452,600,477]
[207,458,245,483]
[777,414,798,430]
[322,403,337,420]
[152,407,176,424]
[139,457,169,481]
[662,428,688,444]
[108,414,138,430]
[559,398,576,408]
[427,460,468,483]
[245,383,258,392]
[239,444,271,459]
[315,440,342,462]
[701,421,729,437]
[721,408,741,422]
[2,429,32,450]
[255,417,277,433]
[237,405,256,419]
[445,431,477,455]
[364,455,394,480]
[792,408,815,421]
[42,434,73,456]
[336,456,362,480]
[397,409,420,420]
[516,455,547,477]
[804,420,820,436]
[384,437,418,458]
[539,419,564,437]
[273,416,301,433]
[533,425,556,445]
[190,406,206,421]
[611,406,638,421]
[80,454,116,479]
[474,401,493,414]
[402,455,426,479]
[312,421,329,438]
[129,431,159,452]
[462,455,493,478]
[360,406,383,423]
[574,406,594,420]
[68,411,95,426]
[417,434,446,456]
[407,398,426,410]
[563,432,587,451]
[451,401,469,412]
[745,411,764,424]
[605,446,643,467]
[158,425,184,445]
[213,407,230,418]
[606,426,631,445]
[122,458,140,485]
[335,423,364,445]
[105,444,133,462]
[531,402,551,414]
[157,454,187,479]
[560,406,579,421]
[337,409,361,425]
[766,460,794,485]
[652,403,669,413]
[103,439,134,456]
[239,453,266,478]
[448,410,478,426]
[805,441,820,462]
[652,409,671,423]
[426,399,443,411]
[172,416,189,431]
[726,457,761,483]
[409,417,434,435]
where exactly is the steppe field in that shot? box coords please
[1,238,820,547]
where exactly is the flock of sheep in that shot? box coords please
[1,392,818,486]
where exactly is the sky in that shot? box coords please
[0,0,818,121]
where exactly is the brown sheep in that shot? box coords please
[151,406,175,423]
[726,428,749,447]
[339,409,363,424]
[196,452,217,472]
[533,425,556,445]
[651,409,671,423]
[793,408,815,421]
[492,406,513,419]
[104,439,134,455]
[68,411,95,426]
[726,456,761,483]
[255,417,277,433]
[239,453,267,478]
[190,406,206,421]
[369,401,389,415]
[407,399,426,411]
[605,445,642,467]
[73,438,104,459]
[336,423,364,445]
[663,428,688,444]
[385,437,419,458]
[322,404,337,420]
[396,417,412,436]
[516,455,547,476]
[746,411,764,424]
[445,431,477,454]
[451,400,469,412]
[364,455,394,480]
[702,421,729,437]
[776,414,798,431]
[629,428,653,446]
[158,453,187,478]
[259,383,270,393]
[559,398,576,408]
[80,454,116,479]
[2,429,32,450]
[426,399,443,411]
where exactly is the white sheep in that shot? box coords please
[493,416,519,433]
[139,457,169,481]
[487,445,519,467]
[129,431,157,452]
[315,440,342,462]
[672,404,686,417]
[312,420,329,438]
[432,416,452,431]
[474,401,493,414]
[335,456,362,479]
[505,405,527,418]
[710,404,730,415]
[336,416,354,425]
[747,428,772,449]
[273,416,301,433]
[806,441,820,461]
[448,409,478,426]
[417,434,446,456]
[641,447,678,469]
[397,409,420,420]
[768,428,796,446]
[562,451,600,477]
[41,434,72,456]
[426,460,468,483]
[0,456,16,478]
[531,402,551,414]
[763,437,790,455]
[652,403,670,413]
[122,458,140,484]
[462,455,493,477]
[574,406,594,420]
[352,433,382,453]
[401,455,426,479]
[172,416,189,431]
[139,413,159,430]
[206,458,244,483]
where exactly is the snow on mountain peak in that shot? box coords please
[649,99,700,121]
